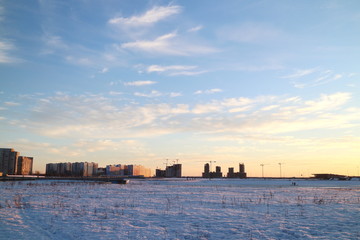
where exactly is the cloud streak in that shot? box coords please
[145,64,207,76]
[124,81,157,86]
[121,32,217,56]
[109,5,181,26]
[0,40,17,63]
[194,89,223,95]
[283,68,343,88]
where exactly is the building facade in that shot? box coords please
[0,148,33,175]
[155,164,182,178]
[46,162,98,177]
[106,164,151,177]
[16,156,33,175]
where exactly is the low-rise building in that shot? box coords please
[46,162,98,177]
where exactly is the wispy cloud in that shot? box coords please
[65,56,93,66]
[124,81,157,86]
[109,91,122,96]
[0,40,17,63]
[0,5,4,22]
[42,34,69,51]
[219,22,282,43]
[4,101,20,106]
[109,5,181,26]
[188,25,203,32]
[134,90,162,98]
[99,67,109,73]
[169,92,182,97]
[282,68,318,79]
[145,64,206,76]
[194,89,223,95]
[121,32,217,56]
[147,65,197,73]
[134,90,181,98]
[284,68,344,88]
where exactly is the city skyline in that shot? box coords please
[1,1,360,177]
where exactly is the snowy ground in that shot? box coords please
[1,178,359,240]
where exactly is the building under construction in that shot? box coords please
[227,163,247,178]
[202,163,223,178]
[156,164,182,178]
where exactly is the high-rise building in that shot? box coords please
[202,163,222,178]
[0,148,33,175]
[155,164,182,178]
[226,163,247,178]
[165,164,182,178]
[16,156,33,175]
[127,165,152,177]
[0,148,19,175]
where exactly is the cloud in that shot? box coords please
[73,139,144,153]
[0,40,17,63]
[124,81,157,86]
[133,90,181,98]
[219,22,282,43]
[147,64,197,73]
[169,92,182,97]
[145,64,207,76]
[4,101,20,106]
[99,67,109,73]
[261,105,279,111]
[282,68,318,79]
[192,103,222,114]
[228,106,252,113]
[109,91,122,96]
[122,32,180,54]
[0,5,4,22]
[109,5,181,26]
[194,89,223,95]
[42,34,69,50]
[188,25,203,32]
[297,92,351,115]
[283,68,345,89]
[121,32,217,56]
[134,90,162,98]
[65,56,93,66]
[20,93,191,138]
[5,91,358,141]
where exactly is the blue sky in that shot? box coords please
[1,0,360,177]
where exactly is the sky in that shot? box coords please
[1,0,360,177]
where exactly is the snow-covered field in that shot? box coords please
[1,178,359,240]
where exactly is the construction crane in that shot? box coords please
[260,164,266,178]
[163,159,169,168]
[197,160,217,172]
[278,163,285,178]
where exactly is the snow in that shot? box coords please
[1,178,360,239]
